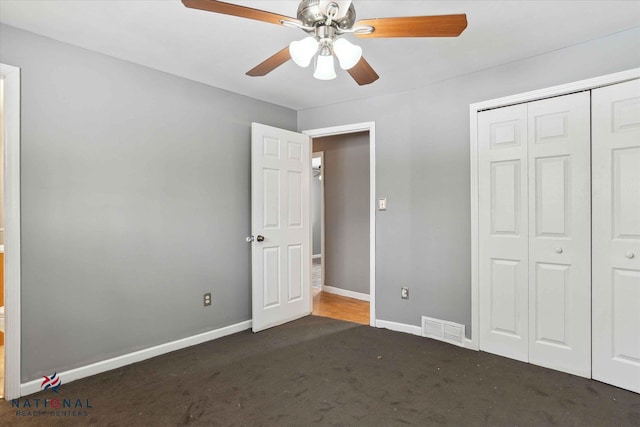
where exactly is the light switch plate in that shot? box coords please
[378,197,387,211]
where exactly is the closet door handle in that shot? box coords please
[555,247,563,254]
[626,252,635,259]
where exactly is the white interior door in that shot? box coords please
[251,123,311,332]
[592,79,640,393]
[527,92,591,377]
[478,104,529,362]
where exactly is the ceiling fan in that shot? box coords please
[182,0,468,85]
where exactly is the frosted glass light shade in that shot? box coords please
[333,38,362,70]
[289,37,318,68]
[313,54,337,80]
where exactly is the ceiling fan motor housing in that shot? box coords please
[297,0,356,31]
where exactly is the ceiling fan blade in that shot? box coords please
[246,47,291,77]
[182,0,301,27]
[347,57,379,86]
[354,14,467,38]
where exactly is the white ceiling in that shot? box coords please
[1,1,639,110]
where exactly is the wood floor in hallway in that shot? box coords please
[312,288,369,325]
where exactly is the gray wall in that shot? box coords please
[313,132,370,295]
[299,27,640,336]
[0,24,297,382]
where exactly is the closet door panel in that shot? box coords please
[527,92,591,377]
[592,79,640,393]
[478,105,529,362]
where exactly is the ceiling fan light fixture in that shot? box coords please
[332,38,362,70]
[313,52,337,80]
[289,36,319,68]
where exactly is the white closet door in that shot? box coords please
[527,92,591,377]
[592,79,640,393]
[478,104,529,362]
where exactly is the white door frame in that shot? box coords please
[303,122,376,326]
[469,68,640,351]
[1,63,22,400]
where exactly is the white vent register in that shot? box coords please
[422,316,465,347]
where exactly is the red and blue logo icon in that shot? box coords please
[41,372,62,393]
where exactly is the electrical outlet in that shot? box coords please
[401,287,409,300]
[204,292,212,306]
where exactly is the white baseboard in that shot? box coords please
[19,320,252,397]
[464,338,477,350]
[375,319,422,336]
[322,285,370,302]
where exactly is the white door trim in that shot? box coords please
[469,68,640,351]
[1,62,22,400]
[303,122,376,326]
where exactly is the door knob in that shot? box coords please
[626,252,635,259]
[256,235,265,242]
[245,236,254,243]
[555,247,563,254]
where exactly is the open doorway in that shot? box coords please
[305,124,375,326]
[311,151,324,289]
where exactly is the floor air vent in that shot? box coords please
[421,316,465,347]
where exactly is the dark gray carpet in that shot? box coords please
[1,316,639,426]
